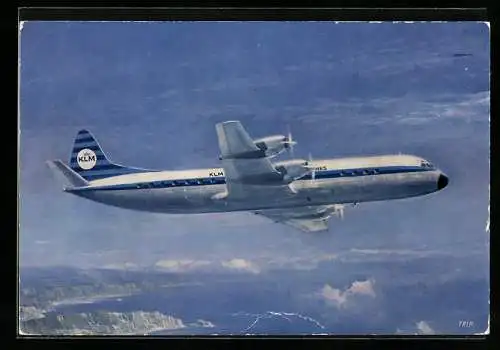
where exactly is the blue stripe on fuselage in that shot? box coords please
[68,165,433,193]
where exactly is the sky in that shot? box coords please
[19,21,490,334]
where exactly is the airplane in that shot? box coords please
[47,121,449,233]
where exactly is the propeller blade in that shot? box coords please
[308,152,315,180]
[285,125,296,158]
[333,204,344,220]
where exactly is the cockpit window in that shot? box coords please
[420,160,433,168]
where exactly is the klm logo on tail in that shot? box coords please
[77,149,97,170]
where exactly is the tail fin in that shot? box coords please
[68,129,146,181]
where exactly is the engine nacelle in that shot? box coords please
[274,159,311,182]
[254,135,291,158]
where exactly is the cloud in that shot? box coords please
[153,258,260,274]
[102,262,140,270]
[154,259,211,272]
[221,259,260,274]
[349,280,376,297]
[345,248,450,262]
[319,279,376,308]
[350,248,421,255]
[416,320,435,335]
[193,319,215,328]
[266,253,338,271]
[396,325,432,335]
[320,285,348,306]
[147,254,338,274]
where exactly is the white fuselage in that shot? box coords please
[66,154,446,214]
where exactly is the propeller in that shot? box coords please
[283,125,297,157]
[307,152,316,180]
[329,204,344,220]
[337,205,345,220]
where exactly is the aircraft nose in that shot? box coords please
[437,173,449,190]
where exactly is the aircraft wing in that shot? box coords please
[253,205,344,233]
[215,121,295,199]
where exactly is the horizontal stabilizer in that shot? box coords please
[47,160,89,188]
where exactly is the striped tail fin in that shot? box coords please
[69,129,148,181]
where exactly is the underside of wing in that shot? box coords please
[281,217,330,232]
[215,121,292,199]
[253,205,344,233]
